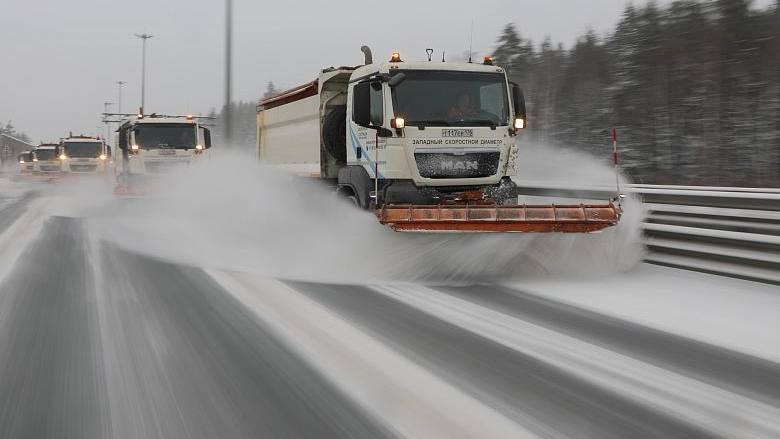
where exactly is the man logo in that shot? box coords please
[441,160,479,172]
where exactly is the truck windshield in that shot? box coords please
[64,142,102,158]
[135,124,197,149]
[391,71,510,128]
[35,149,56,160]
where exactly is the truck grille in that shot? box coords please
[39,165,61,172]
[145,160,189,174]
[70,164,98,173]
[415,150,501,179]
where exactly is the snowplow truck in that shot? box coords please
[17,151,34,173]
[32,143,64,175]
[59,135,109,174]
[257,47,620,233]
[113,113,212,196]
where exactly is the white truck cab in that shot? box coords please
[114,114,212,182]
[59,135,109,174]
[32,144,64,174]
[17,151,34,173]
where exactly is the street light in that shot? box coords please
[104,102,113,140]
[224,0,233,146]
[134,33,154,112]
[116,81,126,114]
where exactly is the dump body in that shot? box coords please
[257,81,322,176]
[257,54,621,233]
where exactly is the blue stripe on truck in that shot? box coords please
[349,125,385,179]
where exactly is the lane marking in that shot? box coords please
[373,284,780,439]
[0,198,45,288]
[206,270,541,439]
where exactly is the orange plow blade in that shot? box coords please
[377,203,621,233]
[114,183,155,198]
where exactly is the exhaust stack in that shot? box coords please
[361,46,373,65]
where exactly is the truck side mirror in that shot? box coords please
[376,128,393,138]
[353,82,372,127]
[388,72,406,88]
[203,127,212,149]
[511,83,527,130]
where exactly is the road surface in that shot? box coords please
[1,179,779,438]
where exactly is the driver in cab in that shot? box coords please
[448,93,479,120]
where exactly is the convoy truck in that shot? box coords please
[110,112,212,195]
[59,135,109,174]
[32,143,64,175]
[17,151,34,173]
[257,47,621,233]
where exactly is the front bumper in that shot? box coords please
[380,177,518,205]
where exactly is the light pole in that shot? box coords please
[134,33,154,112]
[116,81,126,114]
[224,0,233,146]
[104,102,113,140]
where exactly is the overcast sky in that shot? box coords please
[0,0,773,143]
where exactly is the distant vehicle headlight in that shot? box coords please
[59,154,68,160]
[99,154,107,160]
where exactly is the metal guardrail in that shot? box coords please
[515,183,780,285]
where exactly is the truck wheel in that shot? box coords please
[337,185,362,209]
[322,106,347,164]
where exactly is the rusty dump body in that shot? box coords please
[377,202,622,233]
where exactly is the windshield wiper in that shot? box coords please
[455,120,499,129]
[407,120,451,127]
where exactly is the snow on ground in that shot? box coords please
[0,175,33,199]
[510,264,780,363]
[78,146,643,284]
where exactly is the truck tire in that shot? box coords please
[346,194,360,208]
[336,185,360,208]
[322,106,347,164]
[338,166,373,210]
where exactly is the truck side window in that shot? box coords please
[480,83,506,121]
[370,84,383,126]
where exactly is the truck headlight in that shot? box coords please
[59,154,68,160]
[195,144,204,151]
[131,144,139,151]
[100,154,107,160]
[19,160,25,164]
[514,118,526,130]
[391,118,405,129]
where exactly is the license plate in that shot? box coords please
[442,129,474,138]
[158,150,176,156]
